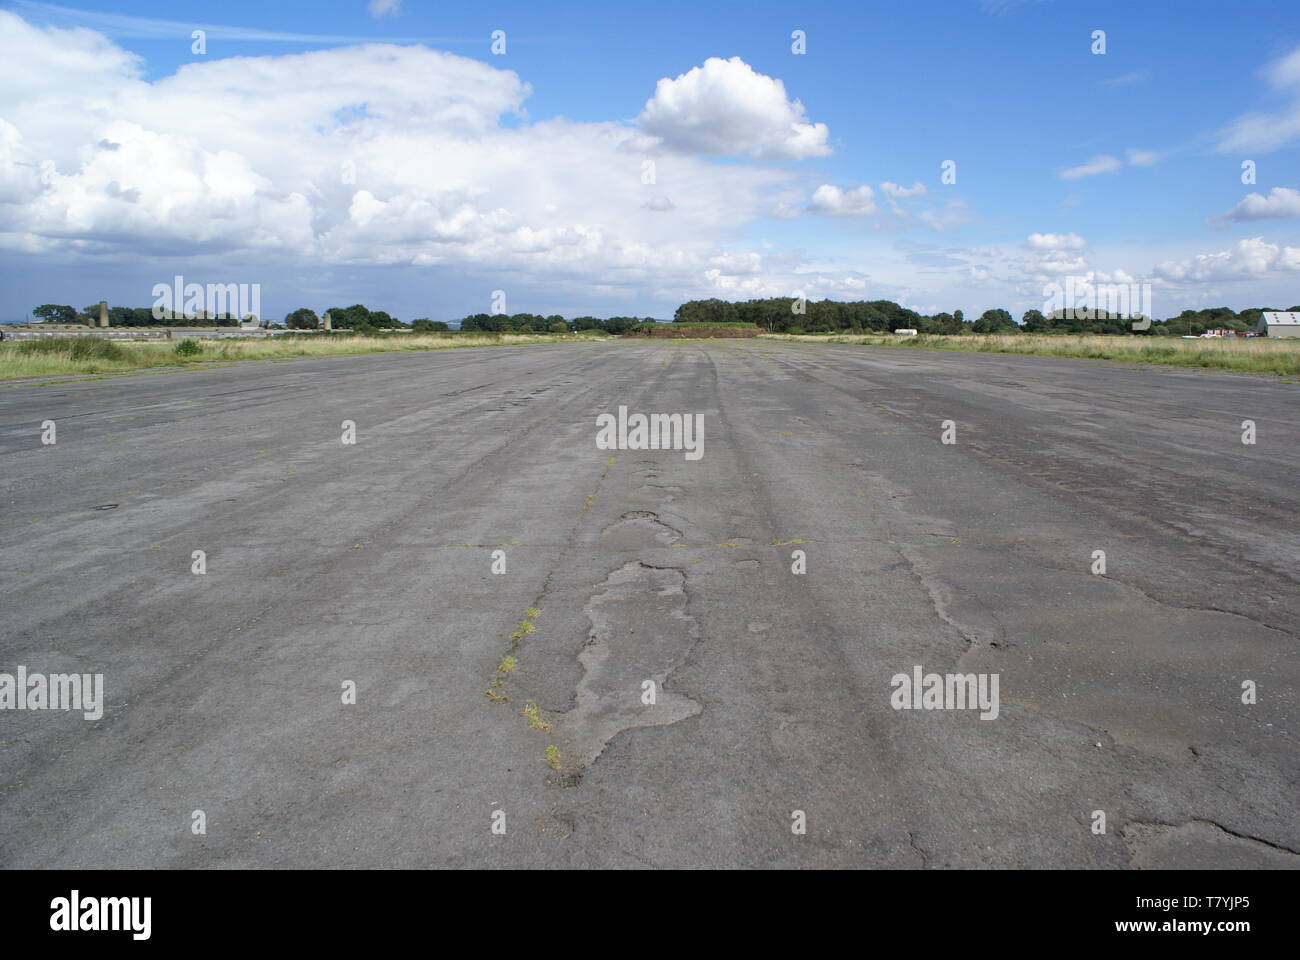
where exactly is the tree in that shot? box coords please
[927,311,964,335]
[411,318,450,332]
[324,304,373,329]
[285,308,320,329]
[32,304,79,324]
[1020,309,1050,333]
[972,308,1016,333]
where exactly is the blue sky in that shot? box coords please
[1,0,1298,324]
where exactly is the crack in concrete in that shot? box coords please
[1122,817,1300,863]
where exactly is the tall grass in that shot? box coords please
[759,333,1300,377]
[0,331,610,381]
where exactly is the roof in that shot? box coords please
[1261,312,1300,325]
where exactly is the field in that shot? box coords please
[7,330,1299,381]
[759,332,1300,377]
[626,322,760,338]
[0,331,610,380]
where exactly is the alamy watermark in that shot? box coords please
[1042,276,1153,330]
[50,891,150,940]
[595,406,704,461]
[890,665,999,720]
[151,275,260,321]
[1,666,103,720]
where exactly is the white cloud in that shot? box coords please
[1103,71,1149,88]
[1025,232,1087,251]
[11,0,448,43]
[918,199,971,233]
[880,181,926,198]
[1218,45,1300,152]
[1058,155,1121,180]
[0,12,863,305]
[1155,237,1300,282]
[1214,186,1300,222]
[806,184,877,216]
[1125,148,1160,167]
[368,0,401,17]
[635,56,830,161]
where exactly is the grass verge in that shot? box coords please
[757,332,1300,377]
[0,331,610,381]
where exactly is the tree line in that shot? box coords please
[29,298,1298,337]
[31,304,242,327]
[672,297,1299,336]
[457,314,654,334]
[27,302,648,334]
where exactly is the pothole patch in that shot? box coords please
[554,561,702,770]
[598,511,682,550]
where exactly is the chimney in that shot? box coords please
[97,301,109,328]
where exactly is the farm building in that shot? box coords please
[1257,312,1300,337]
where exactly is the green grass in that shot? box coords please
[522,700,552,731]
[0,331,611,381]
[759,332,1300,377]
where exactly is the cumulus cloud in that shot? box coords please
[0,10,825,300]
[880,180,926,199]
[635,56,830,161]
[1058,155,1121,180]
[806,184,876,216]
[781,181,959,228]
[1025,232,1086,251]
[1213,186,1300,223]
[1155,236,1300,282]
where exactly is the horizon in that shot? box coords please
[2,1,1299,324]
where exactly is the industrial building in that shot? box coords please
[1258,312,1300,337]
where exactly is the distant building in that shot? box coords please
[1258,312,1300,337]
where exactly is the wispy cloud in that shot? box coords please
[979,0,1048,14]
[12,0,468,44]
[1057,154,1122,180]
[1125,148,1161,167]
[1217,45,1300,152]
[1103,70,1149,88]
[1057,149,1160,180]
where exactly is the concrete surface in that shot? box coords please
[0,338,1295,868]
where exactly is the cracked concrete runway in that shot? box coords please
[0,338,1296,868]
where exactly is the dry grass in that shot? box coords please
[0,331,610,381]
[759,333,1300,377]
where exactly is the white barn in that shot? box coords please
[1258,312,1300,337]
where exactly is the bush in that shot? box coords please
[411,319,451,333]
[173,338,203,357]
